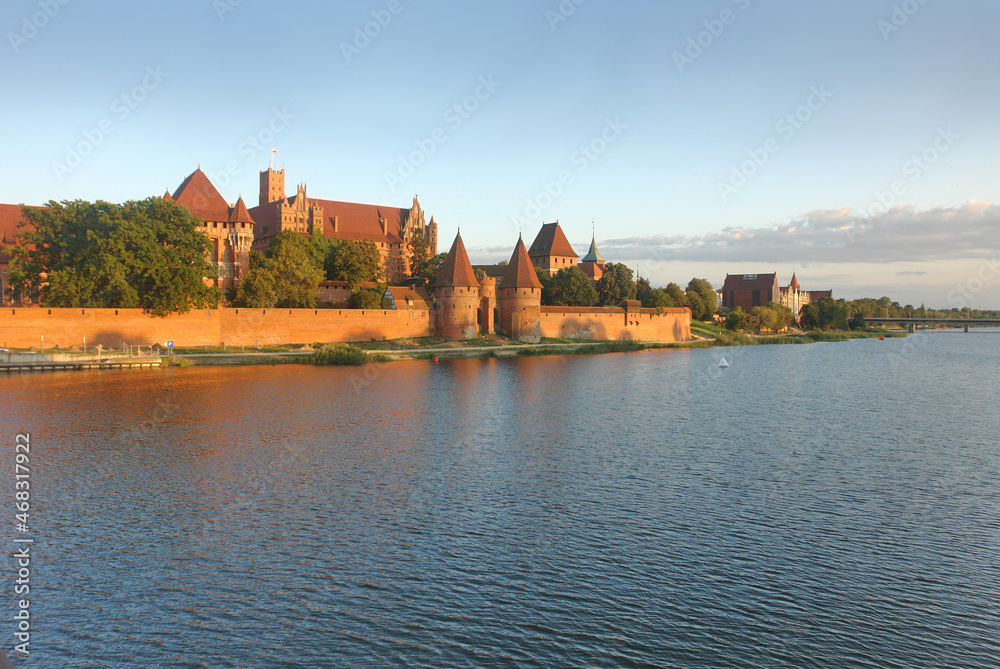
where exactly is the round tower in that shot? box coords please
[498,236,543,343]
[479,275,496,335]
[434,232,481,340]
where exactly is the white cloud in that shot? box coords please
[594,200,999,264]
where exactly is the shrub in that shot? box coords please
[309,344,366,366]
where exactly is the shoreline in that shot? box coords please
[163,328,912,367]
[1,328,920,371]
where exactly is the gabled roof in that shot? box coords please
[435,232,480,288]
[472,264,507,279]
[228,196,254,224]
[580,235,605,264]
[500,236,544,289]
[528,222,577,259]
[172,168,231,223]
[384,286,432,310]
[162,189,172,202]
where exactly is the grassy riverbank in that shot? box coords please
[152,325,909,367]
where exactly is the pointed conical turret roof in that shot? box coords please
[435,232,480,288]
[500,236,544,290]
[162,189,173,202]
[789,272,800,290]
[228,196,255,224]
[528,221,577,259]
[581,234,605,264]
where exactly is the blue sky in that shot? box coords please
[2,0,999,307]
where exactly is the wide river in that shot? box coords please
[3,331,999,668]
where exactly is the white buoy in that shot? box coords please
[719,357,730,368]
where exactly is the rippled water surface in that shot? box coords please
[4,331,1000,667]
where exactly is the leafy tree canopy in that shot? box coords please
[411,252,447,288]
[686,278,717,321]
[595,263,636,306]
[325,239,384,288]
[232,251,279,308]
[348,284,385,309]
[545,266,598,307]
[8,198,219,316]
[264,230,325,308]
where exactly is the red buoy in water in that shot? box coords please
[879,335,885,341]
[433,357,439,364]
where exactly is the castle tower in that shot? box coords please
[259,168,285,206]
[434,232,482,340]
[479,275,496,335]
[498,235,543,343]
[579,232,606,287]
[227,196,256,281]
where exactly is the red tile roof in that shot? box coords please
[435,232,480,288]
[384,286,432,310]
[227,196,254,224]
[528,222,577,259]
[500,236,544,289]
[0,204,28,247]
[172,168,231,223]
[789,272,800,290]
[249,196,412,245]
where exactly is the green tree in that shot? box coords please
[232,251,279,308]
[686,278,717,321]
[325,239,384,288]
[814,297,850,331]
[8,198,218,316]
[536,268,555,304]
[409,230,431,274]
[724,306,747,331]
[546,266,598,307]
[595,263,636,306]
[411,252,447,287]
[665,282,687,307]
[347,285,385,309]
[799,303,820,329]
[265,230,325,308]
[643,288,675,309]
[635,275,652,305]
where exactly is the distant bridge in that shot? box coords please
[861,317,1000,332]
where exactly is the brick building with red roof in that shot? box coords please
[527,221,578,276]
[249,168,438,284]
[0,203,47,305]
[167,168,255,291]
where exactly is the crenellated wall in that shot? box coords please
[539,306,691,342]
[0,307,434,349]
[0,303,690,349]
